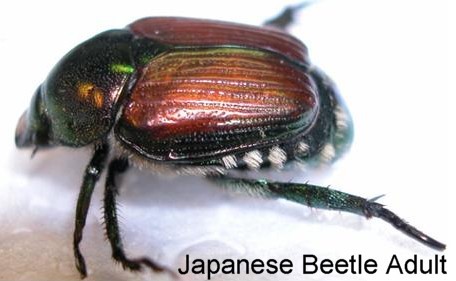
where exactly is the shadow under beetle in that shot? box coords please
[15,3,446,278]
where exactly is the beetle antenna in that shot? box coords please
[31,146,39,158]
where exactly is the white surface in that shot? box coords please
[0,0,453,280]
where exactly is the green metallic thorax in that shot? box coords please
[42,30,134,146]
[16,30,165,148]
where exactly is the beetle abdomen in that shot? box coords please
[129,17,309,65]
[116,48,318,162]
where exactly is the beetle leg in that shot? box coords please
[103,158,176,276]
[263,1,315,30]
[73,143,109,278]
[209,175,446,251]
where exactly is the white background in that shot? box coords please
[0,0,453,280]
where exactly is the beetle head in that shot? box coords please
[16,86,50,149]
[16,30,134,150]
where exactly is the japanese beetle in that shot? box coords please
[15,4,445,279]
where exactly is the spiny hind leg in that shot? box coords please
[208,175,446,250]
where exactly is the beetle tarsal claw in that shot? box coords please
[116,256,177,278]
[74,247,88,278]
